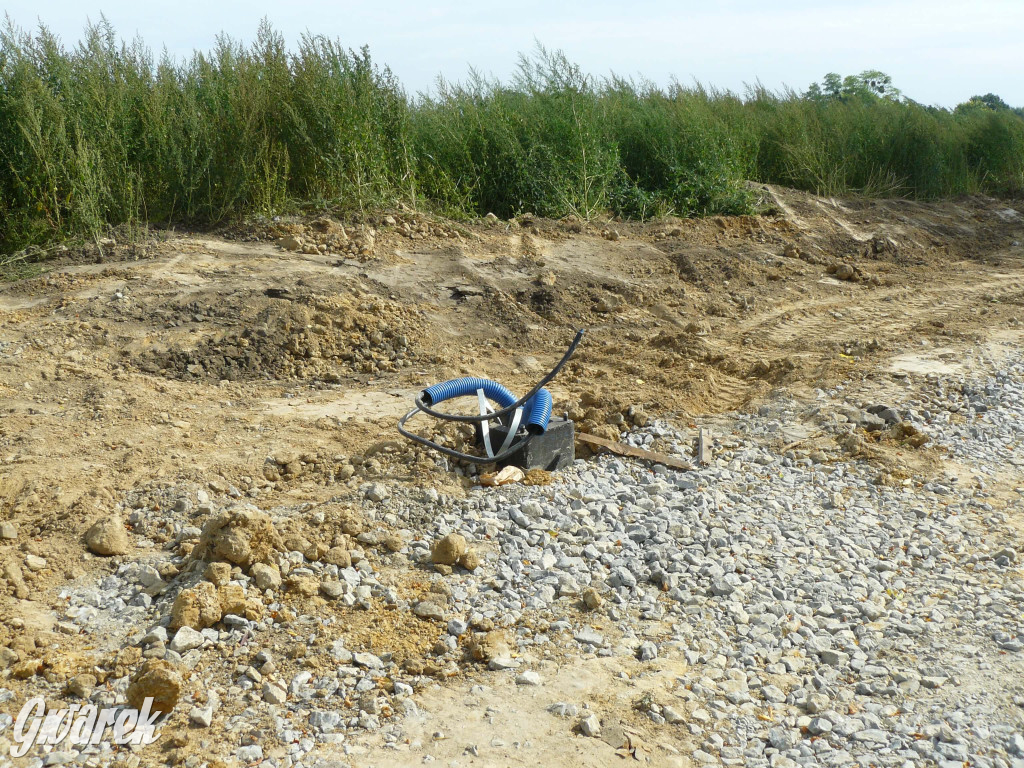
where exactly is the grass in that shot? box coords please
[2,22,1023,256]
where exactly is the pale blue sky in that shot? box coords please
[5,0,1024,107]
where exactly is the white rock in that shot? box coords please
[515,671,542,686]
[579,714,601,737]
[169,626,205,653]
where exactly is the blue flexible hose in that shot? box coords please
[420,377,552,434]
[524,387,552,435]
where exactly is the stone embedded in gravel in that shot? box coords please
[236,745,263,763]
[192,508,283,568]
[487,657,519,671]
[761,684,786,703]
[250,562,282,591]
[319,580,346,600]
[808,717,833,735]
[548,702,578,718]
[84,515,130,556]
[662,706,685,724]
[353,652,384,669]
[819,649,850,666]
[431,533,467,565]
[1008,734,1024,756]
[203,561,231,586]
[189,705,213,727]
[447,619,468,636]
[365,483,390,502]
[582,587,603,610]
[323,546,352,568]
[285,574,319,596]
[458,549,482,571]
[515,670,542,686]
[217,584,246,616]
[468,631,510,663]
[169,626,205,653]
[127,659,183,714]
[0,522,17,540]
[413,600,446,621]
[277,235,302,251]
[578,714,601,737]
[804,693,829,713]
[262,682,287,706]
[636,641,658,661]
[574,628,604,646]
[169,581,222,631]
[66,674,97,698]
[141,626,168,645]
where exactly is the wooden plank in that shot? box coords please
[577,433,693,471]
[695,428,712,466]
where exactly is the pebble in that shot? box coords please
[579,714,601,737]
[515,670,542,686]
[168,626,205,653]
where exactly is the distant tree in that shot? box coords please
[955,93,1012,113]
[806,70,901,102]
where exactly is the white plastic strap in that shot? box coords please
[477,390,495,457]
[477,389,522,458]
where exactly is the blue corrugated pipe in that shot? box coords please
[421,377,552,434]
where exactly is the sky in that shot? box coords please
[4,0,1024,107]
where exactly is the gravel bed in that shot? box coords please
[3,356,1023,768]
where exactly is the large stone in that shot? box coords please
[323,546,352,568]
[285,575,319,597]
[0,647,20,670]
[413,601,446,621]
[250,563,282,591]
[218,584,246,616]
[192,508,283,568]
[263,681,287,705]
[278,235,303,251]
[579,714,601,737]
[84,515,130,556]
[66,673,97,698]
[459,549,481,571]
[127,659,183,714]
[169,627,204,653]
[431,533,467,566]
[468,630,510,663]
[169,581,222,631]
[203,562,231,586]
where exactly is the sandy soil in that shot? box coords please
[0,185,1023,765]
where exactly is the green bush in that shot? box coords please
[2,22,1023,256]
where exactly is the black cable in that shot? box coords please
[396,328,585,464]
[397,407,537,464]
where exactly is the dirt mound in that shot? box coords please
[137,292,424,381]
[191,507,285,568]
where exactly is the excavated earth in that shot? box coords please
[0,186,1022,767]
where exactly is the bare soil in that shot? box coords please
[1,186,1023,765]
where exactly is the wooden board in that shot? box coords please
[577,433,693,471]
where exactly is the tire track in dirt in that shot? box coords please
[733,271,1024,351]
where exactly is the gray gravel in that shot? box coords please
[396,353,1024,768]
[4,353,1023,768]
